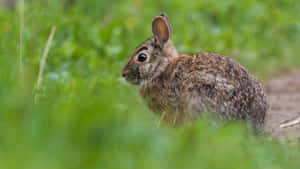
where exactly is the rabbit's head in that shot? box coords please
[122,13,178,85]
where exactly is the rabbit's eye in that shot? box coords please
[137,53,147,62]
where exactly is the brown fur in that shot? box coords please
[122,13,268,132]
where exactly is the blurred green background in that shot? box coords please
[0,0,300,168]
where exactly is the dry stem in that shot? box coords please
[36,26,56,90]
[279,116,300,128]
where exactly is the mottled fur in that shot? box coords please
[122,13,268,132]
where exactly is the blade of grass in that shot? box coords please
[36,26,56,90]
[19,0,24,74]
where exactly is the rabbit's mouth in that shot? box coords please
[122,68,142,85]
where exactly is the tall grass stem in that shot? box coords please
[36,26,56,90]
[19,0,24,74]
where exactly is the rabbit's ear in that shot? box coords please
[152,13,172,47]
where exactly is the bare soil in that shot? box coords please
[264,70,300,139]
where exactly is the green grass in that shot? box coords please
[0,0,300,168]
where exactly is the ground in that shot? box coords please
[264,70,300,139]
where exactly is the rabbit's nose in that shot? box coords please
[122,71,128,77]
[122,69,130,77]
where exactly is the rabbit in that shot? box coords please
[122,13,268,133]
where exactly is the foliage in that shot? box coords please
[0,0,300,168]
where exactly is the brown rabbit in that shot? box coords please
[122,13,268,133]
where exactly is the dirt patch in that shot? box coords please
[264,70,300,139]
